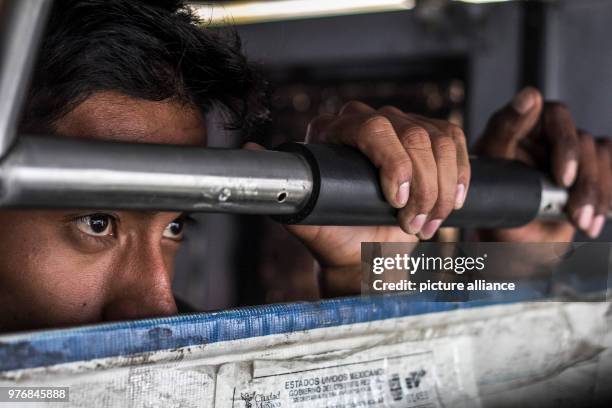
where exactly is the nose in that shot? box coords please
[102,241,178,322]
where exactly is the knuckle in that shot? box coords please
[583,180,600,200]
[584,165,599,182]
[433,196,455,217]
[449,124,466,141]
[433,136,457,156]
[524,86,543,102]
[398,211,414,233]
[361,114,394,133]
[488,111,520,142]
[598,138,612,150]
[597,143,611,162]
[378,105,401,115]
[385,155,412,180]
[355,115,395,149]
[399,126,431,150]
[308,114,328,126]
[417,184,439,208]
[489,109,505,125]
[587,171,608,192]
[545,101,570,117]
[340,100,363,113]
[579,131,595,148]
[306,115,333,134]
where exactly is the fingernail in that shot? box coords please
[576,204,594,230]
[395,181,410,208]
[588,214,605,238]
[419,219,442,240]
[454,184,466,209]
[408,214,427,234]
[511,88,535,115]
[562,159,577,187]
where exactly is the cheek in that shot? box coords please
[0,212,113,331]
[162,243,180,278]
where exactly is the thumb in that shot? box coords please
[477,87,543,159]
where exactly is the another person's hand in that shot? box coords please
[246,101,470,295]
[476,87,612,242]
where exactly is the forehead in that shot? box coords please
[53,91,207,146]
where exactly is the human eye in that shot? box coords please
[162,216,189,241]
[74,213,116,237]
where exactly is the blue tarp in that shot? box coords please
[0,295,517,372]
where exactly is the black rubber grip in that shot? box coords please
[273,143,542,228]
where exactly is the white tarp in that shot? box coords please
[0,301,610,407]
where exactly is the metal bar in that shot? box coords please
[0,134,593,228]
[0,0,53,158]
[538,178,569,219]
[0,136,314,214]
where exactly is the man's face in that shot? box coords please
[0,92,207,332]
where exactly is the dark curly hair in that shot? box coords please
[20,0,269,137]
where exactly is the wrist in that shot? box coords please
[318,263,361,298]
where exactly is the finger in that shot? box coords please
[451,125,470,209]
[380,111,458,239]
[567,132,599,236]
[419,131,457,239]
[378,105,409,120]
[306,100,376,143]
[395,124,438,236]
[409,114,470,209]
[542,102,580,187]
[320,112,415,210]
[377,108,444,236]
[477,87,543,158]
[307,101,416,211]
[378,109,468,238]
[339,100,375,116]
[305,113,336,143]
[590,139,612,238]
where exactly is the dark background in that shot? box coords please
[172,0,612,310]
